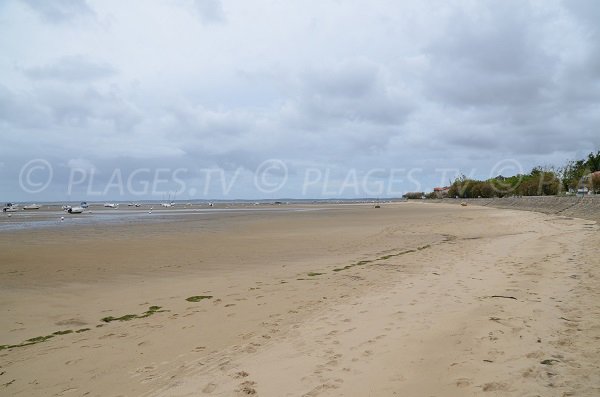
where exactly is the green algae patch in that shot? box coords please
[186,295,213,302]
[101,305,166,323]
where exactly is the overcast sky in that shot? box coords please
[1,0,599,200]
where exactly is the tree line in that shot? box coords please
[441,151,600,199]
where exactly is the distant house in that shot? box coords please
[576,187,589,196]
[578,171,600,195]
[569,171,600,196]
[433,186,450,198]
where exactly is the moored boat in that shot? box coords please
[3,203,18,212]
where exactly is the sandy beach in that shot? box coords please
[1,202,599,396]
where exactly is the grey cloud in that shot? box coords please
[0,84,52,128]
[564,0,600,34]
[193,0,225,24]
[418,1,599,158]
[21,0,94,23]
[24,56,117,82]
[425,4,555,107]
[289,60,414,128]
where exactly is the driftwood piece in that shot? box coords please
[490,295,517,300]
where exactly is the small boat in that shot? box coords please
[80,202,89,209]
[3,203,18,212]
[68,206,84,214]
[104,203,118,208]
[23,204,41,210]
[161,193,176,208]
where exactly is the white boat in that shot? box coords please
[3,203,18,212]
[104,203,118,208]
[68,206,84,214]
[23,204,41,210]
[161,193,176,208]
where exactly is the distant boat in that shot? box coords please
[68,206,84,214]
[2,203,18,212]
[23,204,41,210]
[80,202,89,209]
[104,203,118,208]
[161,193,175,208]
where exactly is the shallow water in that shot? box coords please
[0,206,320,232]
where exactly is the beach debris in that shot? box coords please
[540,359,559,365]
[52,330,73,335]
[490,295,518,300]
[559,316,577,322]
[186,295,213,302]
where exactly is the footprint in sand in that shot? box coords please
[482,382,510,392]
[234,371,249,379]
[202,382,217,393]
[65,358,83,366]
[237,380,257,395]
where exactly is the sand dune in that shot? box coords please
[1,203,599,396]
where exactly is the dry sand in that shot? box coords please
[1,202,599,396]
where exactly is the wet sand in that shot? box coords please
[1,202,599,396]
